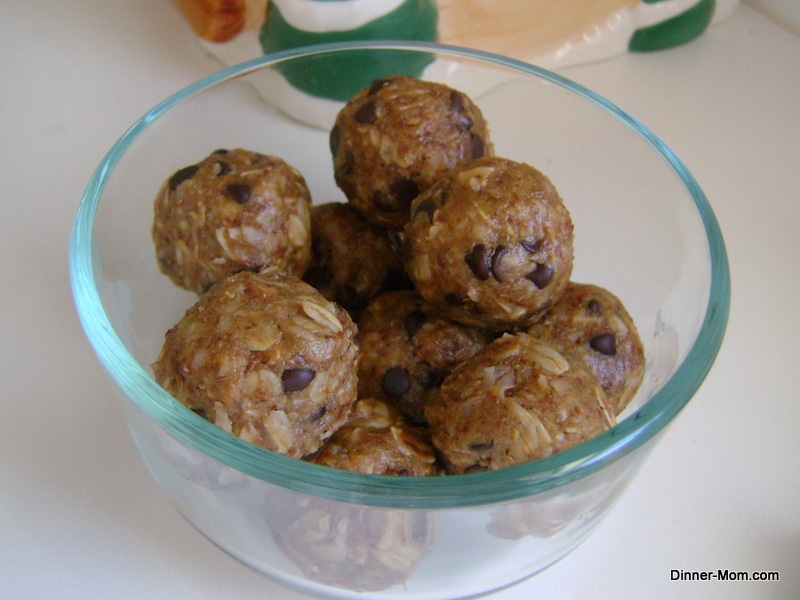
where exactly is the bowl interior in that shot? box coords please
[72,42,729,506]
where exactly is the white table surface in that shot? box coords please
[2,1,799,598]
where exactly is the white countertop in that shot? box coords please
[2,1,798,598]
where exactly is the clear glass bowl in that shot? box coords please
[70,42,729,599]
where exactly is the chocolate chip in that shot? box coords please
[586,299,603,314]
[226,183,251,204]
[329,125,340,155]
[215,161,232,176]
[309,405,327,422]
[525,264,554,288]
[465,464,488,473]
[389,177,419,209]
[470,135,485,159]
[354,100,377,124]
[404,310,427,339]
[490,245,508,281]
[414,198,437,223]
[211,148,229,155]
[468,440,494,452]
[281,368,316,393]
[382,366,411,398]
[449,90,465,113]
[465,244,491,280]
[168,164,199,190]
[589,333,616,356]
[339,151,354,177]
[521,237,542,253]
[191,407,209,421]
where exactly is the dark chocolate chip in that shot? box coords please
[521,237,542,253]
[389,176,419,209]
[215,161,232,176]
[468,440,494,452]
[309,405,327,422]
[382,366,411,398]
[470,135,485,159]
[226,182,251,204]
[586,299,603,314]
[589,333,617,356]
[354,100,377,124]
[490,245,508,281]
[465,464,488,473]
[211,148,229,155]
[465,244,491,281]
[525,264,554,289]
[281,367,316,393]
[191,407,209,421]
[449,90,465,113]
[413,198,437,223]
[329,125,340,155]
[404,310,427,339]
[339,151,354,177]
[168,164,199,190]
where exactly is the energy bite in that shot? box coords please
[151,268,359,459]
[153,148,312,294]
[330,75,493,230]
[303,202,411,319]
[426,333,615,474]
[403,156,574,330]
[527,282,645,415]
[358,290,491,425]
[268,492,435,592]
[311,397,440,476]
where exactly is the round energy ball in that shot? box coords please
[426,333,615,474]
[152,148,312,294]
[311,397,440,476]
[527,281,645,415]
[330,75,493,230]
[151,268,359,459]
[303,202,411,319]
[357,290,491,425]
[403,156,574,330]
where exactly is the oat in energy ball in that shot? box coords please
[403,156,574,330]
[527,282,645,415]
[303,202,411,319]
[311,397,440,476]
[358,290,491,425]
[152,148,312,294]
[151,268,359,459]
[330,75,493,230]
[426,333,615,474]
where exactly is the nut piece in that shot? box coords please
[153,148,312,295]
[151,268,359,458]
[426,332,615,474]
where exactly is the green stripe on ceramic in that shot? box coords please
[260,0,438,101]
[629,0,716,52]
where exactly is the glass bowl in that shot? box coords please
[70,41,729,599]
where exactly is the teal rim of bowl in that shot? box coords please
[70,40,730,509]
